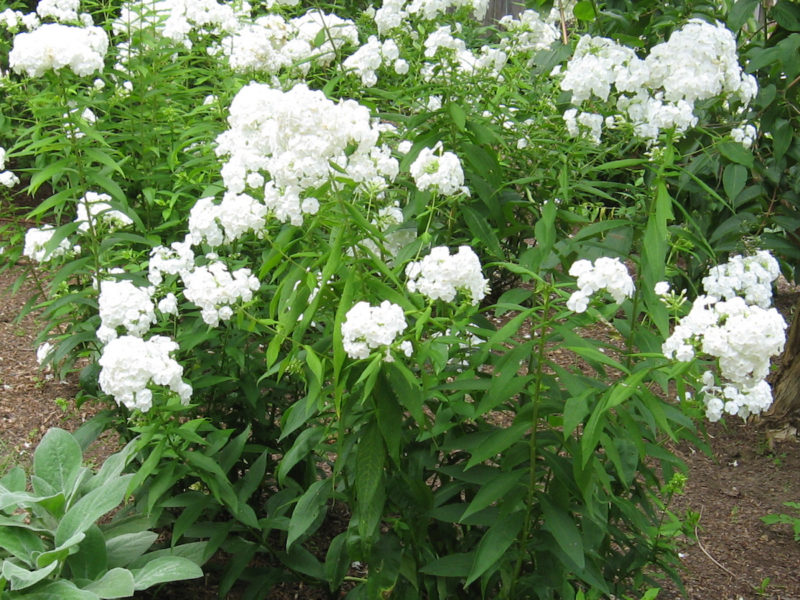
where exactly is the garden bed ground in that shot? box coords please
[2,264,800,600]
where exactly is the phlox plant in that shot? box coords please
[0,0,791,598]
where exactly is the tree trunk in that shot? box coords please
[765,296,800,428]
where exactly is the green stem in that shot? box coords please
[507,278,551,597]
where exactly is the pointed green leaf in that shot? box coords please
[286,479,331,550]
[82,568,135,599]
[464,512,523,586]
[55,475,132,546]
[541,496,585,569]
[131,556,203,591]
[33,428,83,497]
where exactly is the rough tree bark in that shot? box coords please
[765,296,800,429]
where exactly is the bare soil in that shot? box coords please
[2,264,800,600]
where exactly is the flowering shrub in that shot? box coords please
[0,0,792,597]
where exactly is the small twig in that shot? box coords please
[694,521,764,593]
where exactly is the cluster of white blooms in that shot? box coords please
[22,226,76,262]
[98,335,192,412]
[188,193,267,247]
[0,9,40,31]
[662,252,787,421]
[702,250,780,308]
[341,300,410,361]
[181,261,259,327]
[96,280,156,344]
[0,147,19,189]
[406,246,489,305]
[343,36,406,87]
[148,237,196,286]
[36,0,80,22]
[563,109,604,145]
[374,0,488,34]
[9,23,108,77]
[558,20,757,143]
[112,0,244,45]
[74,191,133,232]
[731,123,757,148]
[497,9,559,64]
[421,25,507,81]
[213,82,398,227]
[409,143,465,196]
[566,257,635,313]
[219,10,358,75]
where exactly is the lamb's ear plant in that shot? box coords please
[0,427,204,599]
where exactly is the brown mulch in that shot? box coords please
[2,264,800,599]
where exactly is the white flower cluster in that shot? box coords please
[36,0,80,23]
[0,9,40,31]
[9,23,108,77]
[343,35,406,87]
[189,194,267,246]
[98,335,192,412]
[97,279,156,344]
[23,226,76,262]
[701,250,779,309]
[374,0,488,34]
[409,143,465,196]
[112,0,243,45]
[148,237,196,286]
[341,300,411,361]
[566,257,635,313]
[421,25,507,82]
[181,261,260,327]
[497,9,559,65]
[662,252,787,422]
[405,246,489,305]
[74,191,133,232]
[558,20,757,143]
[219,10,358,75]
[0,147,19,189]
[212,82,398,228]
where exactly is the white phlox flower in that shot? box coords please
[498,9,559,64]
[98,335,192,412]
[9,23,108,77]
[405,246,489,305]
[215,82,398,226]
[74,191,133,232]
[341,300,408,360]
[662,251,787,422]
[148,237,196,286]
[702,250,780,309]
[566,256,634,313]
[181,260,260,327]
[558,20,757,143]
[409,143,465,196]
[36,342,54,366]
[36,0,80,23]
[343,36,403,87]
[0,146,19,188]
[188,192,267,247]
[96,279,156,344]
[23,226,75,262]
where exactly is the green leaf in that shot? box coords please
[0,524,46,563]
[277,427,325,485]
[722,163,747,202]
[105,532,159,569]
[21,579,99,599]
[65,525,106,580]
[573,1,596,20]
[420,552,474,577]
[82,568,135,599]
[774,0,800,30]
[55,475,132,546]
[728,0,759,30]
[773,118,793,162]
[2,558,59,590]
[33,428,83,497]
[465,512,523,586]
[286,479,331,550]
[448,102,466,131]
[460,470,524,523]
[562,391,591,439]
[716,141,754,167]
[541,496,585,569]
[36,531,86,568]
[463,206,503,259]
[356,423,385,541]
[131,556,203,591]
